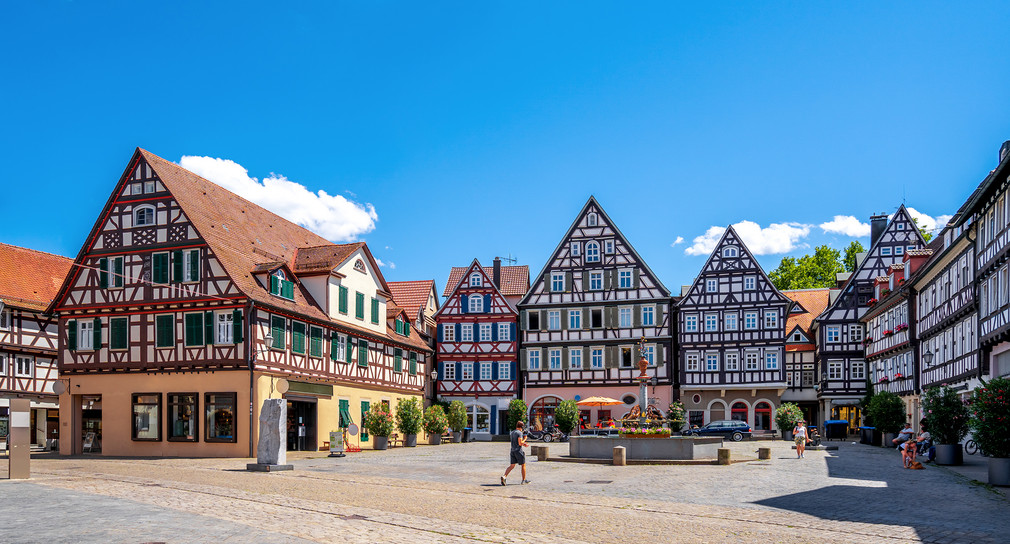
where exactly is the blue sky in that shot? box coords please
[3,3,1010,296]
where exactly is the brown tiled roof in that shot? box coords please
[293,243,364,275]
[78,149,428,352]
[388,280,436,318]
[443,265,529,297]
[783,288,831,337]
[0,243,73,312]
[251,261,285,273]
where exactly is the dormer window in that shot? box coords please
[587,213,598,226]
[134,205,155,227]
[269,270,295,300]
[469,296,484,313]
[470,273,482,287]
[586,241,600,263]
[722,246,738,258]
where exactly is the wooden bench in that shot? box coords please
[389,433,401,447]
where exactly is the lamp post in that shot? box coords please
[430,369,439,406]
[922,349,934,369]
[636,336,650,427]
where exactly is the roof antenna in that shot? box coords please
[502,253,517,265]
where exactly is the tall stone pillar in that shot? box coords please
[247,398,293,472]
[8,398,30,479]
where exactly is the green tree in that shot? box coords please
[843,240,865,273]
[554,399,579,434]
[507,399,527,430]
[769,245,845,290]
[912,217,934,243]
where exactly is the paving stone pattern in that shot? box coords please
[1,441,1007,543]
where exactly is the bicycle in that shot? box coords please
[965,439,979,456]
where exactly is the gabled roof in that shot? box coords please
[293,243,364,275]
[678,224,790,307]
[436,258,519,319]
[0,243,73,312]
[783,288,831,335]
[950,143,1010,227]
[443,265,529,297]
[388,280,439,318]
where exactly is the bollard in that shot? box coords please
[613,446,627,466]
[718,448,731,465]
[532,445,550,462]
[758,447,771,460]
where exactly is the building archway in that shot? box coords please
[464,402,491,435]
[707,399,727,423]
[731,401,749,423]
[754,401,772,430]
[528,396,562,431]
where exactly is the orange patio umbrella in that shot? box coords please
[576,396,624,407]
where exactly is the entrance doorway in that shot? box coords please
[81,395,102,453]
[754,402,772,430]
[731,402,748,422]
[286,399,316,451]
[529,396,561,431]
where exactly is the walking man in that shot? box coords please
[502,421,530,485]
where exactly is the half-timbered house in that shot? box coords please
[948,141,1010,383]
[517,197,673,429]
[0,243,72,450]
[781,288,830,426]
[814,207,927,431]
[51,149,431,456]
[678,227,792,431]
[911,223,979,405]
[388,280,440,342]
[435,259,527,437]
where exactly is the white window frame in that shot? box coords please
[479,362,492,381]
[591,348,604,369]
[618,307,632,328]
[706,353,719,371]
[0,308,9,330]
[216,312,234,344]
[724,313,738,331]
[134,205,156,227]
[498,361,511,380]
[881,247,892,256]
[335,334,346,361]
[528,350,541,370]
[725,352,739,371]
[469,296,483,313]
[705,313,718,332]
[826,325,841,343]
[706,279,718,293]
[551,272,565,292]
[589,271,603,290]
[0,353,5,374]
[764,311,778,329]
[549,348,562,370]
[828,361,843,380]
[744,312,758,330]
[570,241,581,256]
[497,323,510,341]
[744,276,756,290]
[641,306,655,326]
[461,363,474,381]
[479,323,492,342]
[14,355,33,378]
[684,314,698,332]
[851,361,865,380]
[618,269,632,289]
[443,362,456,380]
[569,310,581,330]
[722,246,738,258]
[182,251,199,283]
[587,213,598,226]
[443,324,455,342]
[469,273,482,287]
[895,246,904,256]
[765,351,779,370]
[686,353,700,371]
[604,240,615,254]
[460,325,474,342]
[642,345,655,366]
[586,242,600,263]
[547,310,561,331]
[848,324,863,342]
[569,347,582,369]
[745,351,759,370]
[78,320,95,350]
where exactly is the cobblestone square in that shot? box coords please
[2,440,1006,543]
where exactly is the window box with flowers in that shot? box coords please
[878,376,890,383]
[883,329,894,336]
[893,372,904,379]
[894,323,908,333]
[881,288,891,298]
[867,298,878,307]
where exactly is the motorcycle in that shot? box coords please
[525,427,549,442]
[545,424,569,443]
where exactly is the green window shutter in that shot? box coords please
[405,322,410,337]
[633,304,642,328]
[561,309,569,330]
[562,348,569,370]
[156,314,174,347]
[232,309,243,344]
[539,310,547,331]
[520,310,527,330]
[98,257,109,288]
[185,313,203,346]
[371,298,379,324]
[281,279,294,299]
[338,286,348,313]
[93,317,102,348]
[113,257,124,287]
[339,399,351,428]
[310,327,322,357]
[583,346,590,366]
[204,311,215,345]
[565,272,573,292]
[360,401,370,440]
[355,292,364,319]
[519,348,527,370]
[110,317,128,350]
[153,253,168,284]
[345,336,354,363]
[357,339,368,366]
[172,250,183,283]
[633,269,640,289]
[409,352,417,375]
[269,275,279,295]
[292,322,305,354]
[329,332,338,361]
[68,320,77,351]
[270,315,285,349]
[188,249,200,282]
[394,349,402,372]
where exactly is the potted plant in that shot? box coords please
[447,400,467,443]
[618,427,671,438]
[969,377,1010,485]
[554,399,579,437]
[867,391,905,447]
[775,402,804,440]
[363,404,394,450]
[507,398,527,430]
[423,405,449,445]
[395,397,423,447]
[667,401,686,433]
[923,385,970,465]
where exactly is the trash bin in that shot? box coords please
[858,426,879,445]
[824,420,848,440]
[462,427,471,442]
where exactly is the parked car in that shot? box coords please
[682,420,752,441]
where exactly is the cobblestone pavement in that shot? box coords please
[1,440,1007,543]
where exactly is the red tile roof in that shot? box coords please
[783,288,831,336]
[387,280,436,319]
[293,243,365,275]
[0,243,73,312]
[443,265,529,297]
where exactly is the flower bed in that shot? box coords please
[618,427,671,438]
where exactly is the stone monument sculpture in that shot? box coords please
[247,398,293,472]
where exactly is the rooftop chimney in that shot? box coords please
[1000,140,1010,163]
[493,257,502,288]
[870,214,888,247]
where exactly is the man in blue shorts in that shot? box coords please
[501,420,530,485]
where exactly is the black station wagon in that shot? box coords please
[682,420,752,441]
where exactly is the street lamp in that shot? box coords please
[922,349,934,368]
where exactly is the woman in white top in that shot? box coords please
[793,421,809,458]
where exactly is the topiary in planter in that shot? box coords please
[667,401,686,431]
[447,400,467,433]
[970,377,1010,459]
[363,404,394,438]
[507,399,527,430]
[867,391,906,435]
[922,386,970,445]
[555,399,579,434]
[423,405,449,438]
[775,402,804,437]
[395,397,423,438]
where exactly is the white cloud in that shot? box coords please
[820,215,870,237]
[389,262,396,270]
[670,236,684,247]
[373,257,397,270]
[685,221,811,256]
[899,208,952,234]
[179,155,378,242]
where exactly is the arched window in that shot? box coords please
[134,205,155,227]
[754,402,772,430]
[469,272,482,287]
[722,246,738,258]
[586,241,600,263]
[731,402,748,422]
[587,213,598,226]
[529,396,562,431]
[468,296,483,313]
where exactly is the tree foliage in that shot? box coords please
[395,397,423,435]
[867,391,907,434]
[554,399,580,434]
[507,399,527,430]
[912,217,934,243]
[922,386,970,445]
[447,400,467,432]
[769,245,845,290]
[843,240,865,273]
